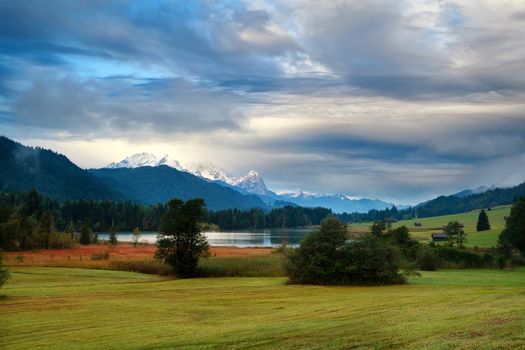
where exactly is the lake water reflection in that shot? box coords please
[98,227,314,248]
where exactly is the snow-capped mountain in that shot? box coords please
[106,153,269,196]
[276,189,400,213]
[232,170,268,195]
[106,152,161,169]
[105,153,403,212]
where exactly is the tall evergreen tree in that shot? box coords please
[498,199,525,254]
[476,209,491,231]
[370,220,386,237]
[79,220,92,245]
[37,211,55,249]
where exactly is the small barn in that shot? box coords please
[431,233,449,242]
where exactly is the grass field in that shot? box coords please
[350,206,510,248]
[1,267,524,349]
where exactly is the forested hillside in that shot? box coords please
[0,136,121,201]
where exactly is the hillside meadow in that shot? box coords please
[350,206,510,248]
[1,267,524,349]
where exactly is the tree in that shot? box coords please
[285,217,407,285]
[37,211,55,249]
[108,225,118,246]
[476,210,491,231]
[79,220,92,245]
[156,198,209,277]
[132,227,141,248]
[388,225,419,260]
[0,250,9,288]
[417,245,439,271]
[23,188,40,217]
[370,220,386,237]
[498,199,525,254]
[443,221,466,248]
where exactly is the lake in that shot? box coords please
[97,227,315,248]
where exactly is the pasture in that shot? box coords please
[350,206,510,248]
[1,267,524,349]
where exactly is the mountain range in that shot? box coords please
[0,137,267,210]
[104,152,398,212]
[2,136,522,215]
[107,153,270,196]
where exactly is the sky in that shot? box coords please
[1,0,525,204]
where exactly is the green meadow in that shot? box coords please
[350,206,510,248]
[2,267,525,350]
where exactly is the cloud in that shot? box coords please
[6,74,246,136]
[1,0,525,203]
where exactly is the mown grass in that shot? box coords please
[199,255,285,277]
[350,206,510,248]
[1,267,524,349]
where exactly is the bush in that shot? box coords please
[417,246,440,271]
[0,250,9,288]
[434,246,484,268]
[388,226,420,260]
[285,217,407,285]
[481,252,494,268]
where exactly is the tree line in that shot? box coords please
[0,190,333,251]
[205,206,332,230]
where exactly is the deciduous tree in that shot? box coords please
[156,199,209,277]
[444,221,467,248]
[132,227,141,248]
[108,225,118,246]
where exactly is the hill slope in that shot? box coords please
[90,166,269,210]
[0,136,120,201]
[415,182,525,217]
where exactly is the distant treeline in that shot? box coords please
[0,190,333,231]
[205,206,332,230]
[339,181,525,222]
[0,191,166,232]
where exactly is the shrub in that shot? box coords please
[388,226,420,260]
[0,250,9,288]
[285,217,407,285]
[434,246,484,268]
[417,246,440,271]
[481,252,494,268]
